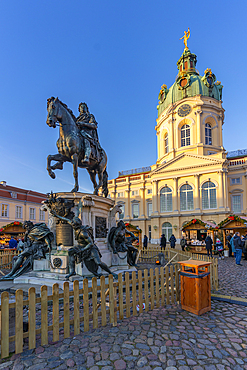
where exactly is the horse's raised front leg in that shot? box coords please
[47,154,69,179]
[71,153,79,192]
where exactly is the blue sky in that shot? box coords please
[0,0,247,194]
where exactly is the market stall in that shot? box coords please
[182,219,218,253]
[125,223,142,248]
[0,221,24,249]
[218,215,247,249]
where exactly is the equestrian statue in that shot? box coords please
[46,97,108,197]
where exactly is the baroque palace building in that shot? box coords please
[0,181,48,246]
[108,42,247,244]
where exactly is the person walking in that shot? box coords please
[216,238,224,259]
[169,234,176,249]
[230,233,236,257]
[180,236,187,251]
[143,235,148,254]
[233,232,244,266]
[205,234,213,257]
[160,234,166,251]
[226,233,232,257]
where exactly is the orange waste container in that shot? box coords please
[178,260,211,315]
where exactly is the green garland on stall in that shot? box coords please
[182,218,206,230]
[218,214,246,228]
[125,223,142,233]
[0,221,23,232]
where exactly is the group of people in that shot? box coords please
[226,232,247,266]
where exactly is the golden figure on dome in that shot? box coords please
[180,28,190,50]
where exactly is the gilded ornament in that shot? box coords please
[180,28,190,50]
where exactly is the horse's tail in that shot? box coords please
[102,169,109,198]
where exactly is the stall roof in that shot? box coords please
[218,215,247,229]
[182,219,218,231]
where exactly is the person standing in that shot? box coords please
[233,232,243,266]
[230,234,236,257]
[160,234,166,250]
[143,235,148,253]
[180,236,187,251]
[226,233,232,257]
[216,238,224,259]
[205,234,213,257]
[169,234,176,249]
[9,236,17,249]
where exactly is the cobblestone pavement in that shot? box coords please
[216,256,247,298]
[1,300,246,370]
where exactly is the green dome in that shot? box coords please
[157,49,223,117]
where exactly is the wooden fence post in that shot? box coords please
[52,283,59,342]
[132,271,137,316]
[160,266,165,306]
[125,272,130,318]
[83,279,89,332]
[175,264,180,303]
[63,282,70,338]
[155,267,160,308]
[144,269,149,312]
[73,280,80,335]
[1,292,9,358]
[28,287,36,349]
[109,274,114,324]
[118,273,124,320]
[100,276,106,326]
[41,285,48,346]
[138,270,143,314]
[92,277,98,329]
[15,289,23,354]
[165,266,169,304]
[150,268,154,310]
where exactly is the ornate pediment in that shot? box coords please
[151,153,225,175]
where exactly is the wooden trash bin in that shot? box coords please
[178,260,211,315]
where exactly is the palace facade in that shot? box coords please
[108,45,247,243]
[0,181,48,245]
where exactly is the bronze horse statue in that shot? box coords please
[46,97,108,196]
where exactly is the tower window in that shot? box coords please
[164,133,169,154]
[181,124,190,147]
[205,123,212,145]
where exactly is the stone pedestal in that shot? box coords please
[111,252,129,270]
[50,254,69,274]
[33,259,50,271]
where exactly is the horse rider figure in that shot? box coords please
[76,102,101,164]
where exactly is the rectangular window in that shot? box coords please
[147,202,152,217]
[147,189,152,194]
[119,204,125,219]
[232,195,241,213]
[39,209,45,221]
[118,192,124,198]
[132,204,139,219]
[132,190,139,196]
[231,177,241,185]
[30,208,36,220]
[16,206,22,219]
[1,204,8,217]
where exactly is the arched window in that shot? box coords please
[180,184,193,211]
[160,187,172,212]
[181,124,190,147]
[162,222,173,241]
[164,133,169,154]
[202,181,217,209]
[205,123,212,145]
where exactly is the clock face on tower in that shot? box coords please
[177,104,191,117]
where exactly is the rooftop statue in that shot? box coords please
[180,27,190,50]
[50,209,118,279]
[46,97,108,197]
[2,221,54,280]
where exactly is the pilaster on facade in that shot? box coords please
[139,187,145,218]
[173,177,179,214]
[151,180,159,216]
[194,110,203,144]
[217,170,225,209]
[194,174,201,212]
